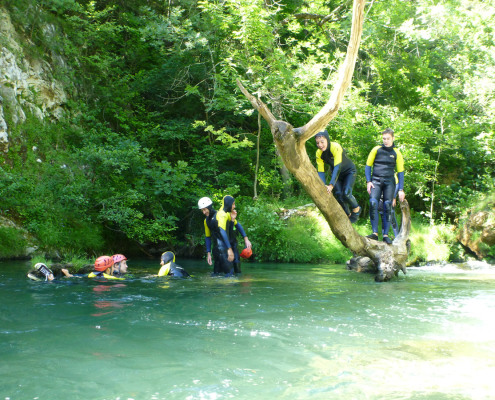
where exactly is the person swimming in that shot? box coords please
[157,251,190,278]
[27,263,55,281]
[88,256,124,280]
[112,254,130,277]
[27,262,73,281]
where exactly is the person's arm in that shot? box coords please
[234,221,252,249]
[204,220,213,265]
[365,146,379,194]
[396,149,405,201]
[61,268,73,277]
[397,172,405,202]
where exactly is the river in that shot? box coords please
[1,259,494,399]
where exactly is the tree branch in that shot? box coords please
[236,79,276,125]
[281,4,348,27]
[297,0,366,142]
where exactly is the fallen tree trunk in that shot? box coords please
[237,0,411,281]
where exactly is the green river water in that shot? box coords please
[1,259,495,400]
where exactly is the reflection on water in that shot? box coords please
[0,260,494,399]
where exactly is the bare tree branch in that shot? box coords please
[297,0,366,142]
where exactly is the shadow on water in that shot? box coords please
[1,259,495,399]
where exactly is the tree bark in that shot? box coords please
[237,0,412,281]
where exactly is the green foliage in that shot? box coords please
[0,227,28,258]
[407,216,459,264]
[240,198,351,263]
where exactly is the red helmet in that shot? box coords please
[240,248,252,259]
[94,256,114,271]
[112,254,127,263]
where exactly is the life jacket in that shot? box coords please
[88,271,124,280]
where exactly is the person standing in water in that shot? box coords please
[365,128,405,244]
[315,130,361,222]
[198,197,223,275]
[215,195,252,275]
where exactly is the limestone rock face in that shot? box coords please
[0,8,67,153]
[457,196,495,260]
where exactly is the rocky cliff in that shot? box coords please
[0,7,67,153]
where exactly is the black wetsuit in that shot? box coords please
[365,144,405,235]
[168,262,190,278]
[204,207,223,275]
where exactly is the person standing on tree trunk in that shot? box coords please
[315,130,361,222]
[365,128,405,244]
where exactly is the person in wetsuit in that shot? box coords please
[88,255,124,280]
[365,128,405,244]
[198,197,223,275]
[215,195,252,276]
[158,251,190,278]
[315,130,361,223]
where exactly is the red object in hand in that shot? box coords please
[240,248,252,259]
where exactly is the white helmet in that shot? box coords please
[198,197,213,209]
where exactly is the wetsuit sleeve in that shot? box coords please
[328,142,343,186]
[365,165,372,182]
[397,172,404,191]
[234,221,247,238]
[219,228,231,249]
[204,220,212,252]
[365,146,380,181]
[395,149,405,190]
[395,149,405,173]
[394,173,399,197]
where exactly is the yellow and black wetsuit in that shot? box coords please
[158,251,190,278]
[315,130,359,215]
[215,195,248,275]
[365,144,404,235]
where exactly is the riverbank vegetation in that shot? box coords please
[0,0,493,263]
